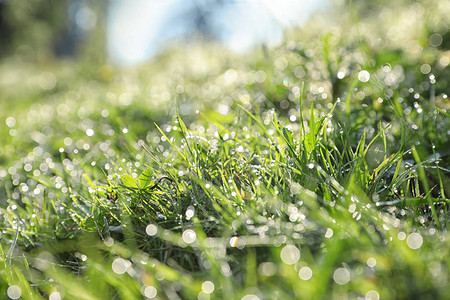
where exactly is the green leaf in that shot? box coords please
[139,169,154,189]
[80,216,97,232]
[121,174,139,189]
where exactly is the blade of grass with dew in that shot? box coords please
[411,146,441,228]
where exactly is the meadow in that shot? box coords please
[0,0,449,299]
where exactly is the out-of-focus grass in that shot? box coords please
[0,0,449,299]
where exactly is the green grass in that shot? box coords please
[1,0,450,299]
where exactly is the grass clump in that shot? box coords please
[0,0,449,299]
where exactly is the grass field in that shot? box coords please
[0,0,449,299]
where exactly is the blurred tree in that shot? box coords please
[0,1,13,57]
[0,0,104,62]
[0,0,67,61]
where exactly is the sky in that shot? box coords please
[107,0,329,65]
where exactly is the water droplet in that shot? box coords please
[155,272,165,281]
[298,266,313,280]
[142,286,157,298]
[7,285,21,299]
[420,64,431,74]
[112,257,130,274]
[230,236,239,247]
[86,129,94,136]
[333,268,351,285]
[280,245,300,265]
[6,117,16,128]
[358,70,370,82]
[258,262,276,276]
[365,290,380,300]
[104,237,114,247]
[202,281,215,294]
[283,77,293,87]
[348,204,356,214]
[49,291,62,300]
[366,257,376,268]
[429,33,443,47]
[186,206,195,219]
[146,224,157,236]
[406,232,423,249]
[182,229,197,244]
[325,228,334,238]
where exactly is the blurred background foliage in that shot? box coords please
[0,0,449,63]
[0,0,106,61]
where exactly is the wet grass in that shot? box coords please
[0,0,450,299]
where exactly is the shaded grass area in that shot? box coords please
[0,0,450,299]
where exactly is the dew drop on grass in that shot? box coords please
[325,228,334,238]
[298,266,313,280]
[146,224,157,236]
[112,257,130,274]
[258,262,276,276]
[367,257,376,268]
[186,206,195,219]
[6,117,16,128]
[182,229,196,244]
[348,204,356,213]
[202,281,215,294]
[407,232,423,249]
[280,245,300,265]
[7,285,21,299]
[420,64,431,74]
[358,70,370,82]
[86,129,94,136]
[104,237,114,247]
[155,272,165,281]
[230,236,239,247]
[142,286,157,298]
[365,290,380,300]
[333,268,351,285]
[49,291,62,300]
